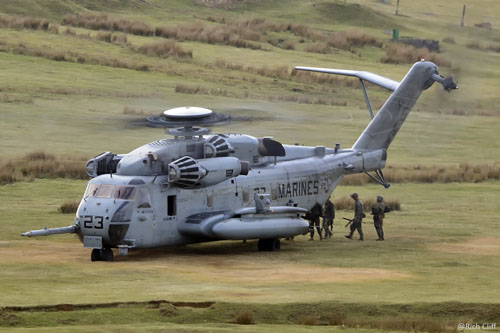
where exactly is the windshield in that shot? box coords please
[84,184,136,200]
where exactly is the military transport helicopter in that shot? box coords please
[22,61,457,261]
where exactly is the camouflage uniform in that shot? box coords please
[308,203,323,240]
[322,199,335,239]
[372,196,389,241]
[346,193,364,241]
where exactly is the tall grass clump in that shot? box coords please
[0,15,50,31]
[62,13,154,36]
[297,314,319,326]
[381,43,451,67]
[0,152,89,185]
[342,163,500,186]
[136,40,192,58]
[58,200,80,214]
[233,310,254,325]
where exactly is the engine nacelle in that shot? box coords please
[86,152,122,178]
[168,156,249,187]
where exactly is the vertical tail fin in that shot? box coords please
[354,61,442,149]
[295,61,457,150]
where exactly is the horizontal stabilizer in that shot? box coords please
[294,66,400,91]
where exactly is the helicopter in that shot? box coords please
[22,61,457,261]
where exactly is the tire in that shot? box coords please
[258,239,267,251]
[101,248,114,262]
[91,249,101,262]
[271,238,281,251]
[258,238,281,251]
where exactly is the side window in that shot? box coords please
[168,195,176,216]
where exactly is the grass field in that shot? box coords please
[0,0,499,331]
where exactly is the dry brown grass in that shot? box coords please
[175,84,228,97]
[334,196,400,211]
[61,13,154,36]
[270,94,347,106]
[233,310,254,325]
[0,93,33,103]
[342,163,500,186]
[122,106,147,116]
[466,41,500,53]
[6,42,150,71]
[442,36,456,44]
[297,314,319,325]
[381,43,451,67]
[0,15,49,31]
[305,42,331,54]
[59,14,381,53]
[58,200,80,214]
[0,152,88,185]
[136,40,192,58]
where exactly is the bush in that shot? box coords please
[297,314,318,325]
[58,200,80,214]
[234,310,254,325]
[381,43,451,67]
[442,36,456,44]
[136,40,192,58]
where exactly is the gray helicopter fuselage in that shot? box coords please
[77,134,386,249]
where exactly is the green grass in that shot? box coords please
[0,180,499,308]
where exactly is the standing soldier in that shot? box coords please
[322,198,335,239]
[308,202,323,241]
[372,196,390,241]
[345,193,364,241]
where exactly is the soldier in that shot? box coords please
[345,193,364,241]
[372,195,390,241]
[308,202,323,241]
[322,198,335,239]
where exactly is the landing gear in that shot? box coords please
[258,238,281,251]
[91,248,114,262]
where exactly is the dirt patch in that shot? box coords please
[2,241,411,284]
[431,237,500,256]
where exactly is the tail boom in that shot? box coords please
[353,61,443,150]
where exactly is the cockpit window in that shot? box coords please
[114,186,136,200]
[95,184,115,198]
[84,184,99,198]
[84,184,137,200]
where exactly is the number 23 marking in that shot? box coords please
[83,215,103,229]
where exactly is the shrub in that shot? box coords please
[297,314,318,326]
[466,41,481,50]
[96,31,112,43]
[58,200,80,214]
[234,310,254,325]
[136,40,192,58]
[442,36,456,44]
[381,43,451,67]
[282,40,296,50]
[61,13,154,36]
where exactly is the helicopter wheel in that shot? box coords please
[91,248,114,262]
[258,238,281,252]
[101,248,114,262]
[91,249,102,262]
